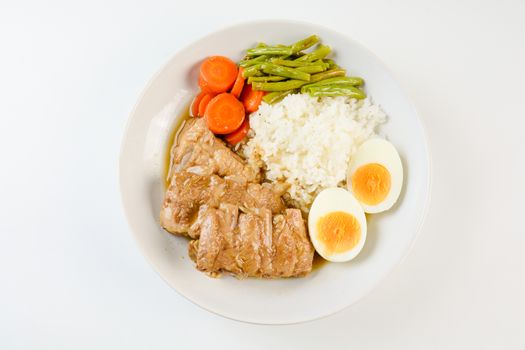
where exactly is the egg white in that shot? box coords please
[347,138,403,214]
[308,188,367,262]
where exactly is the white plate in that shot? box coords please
[119,20,431,324]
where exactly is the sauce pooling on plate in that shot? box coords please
[163,108,191,189]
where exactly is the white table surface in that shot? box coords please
[1,0,524,349]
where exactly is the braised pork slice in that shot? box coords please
[162,117,314,278]
[188,204,242,275]
[160,171,286,236]
[188,207,314,278]
[168,118,259,183]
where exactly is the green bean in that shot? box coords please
[303,85,366,99]
[302,76,364,89]
[309,68,346,83]
[295,65,327,74]
[270,58,321,67]
[247,75,286,83]
[263,90,297,104]
[324,59,338,69]
[252,80,308,92]
[261,63,311,81]
[295,45,331,62]
[314,59,330,67]
[291,34,320,53]
[239,55,268,67]
[242,64,264,78]
[246,46,293,56]
[256,42,267,48]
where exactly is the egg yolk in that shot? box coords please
[316,211,361,254]
[351,163,391,205]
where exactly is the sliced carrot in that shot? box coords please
[197,93,214,117]
[205,93,245,135]
[230,67,245,98]
[240,84,266,113]
[225,118,250,145]
[191,91,206,117]
[199,56,238,94]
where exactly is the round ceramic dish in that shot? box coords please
[119,20,431,324]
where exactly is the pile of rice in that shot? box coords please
[241,93,386,212]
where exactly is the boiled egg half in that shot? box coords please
[347,138,403,214]
[308,188,367,262]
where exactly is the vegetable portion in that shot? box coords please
[263,90,297,104]
[247,76,286,83]
[199,56,238,93]
[295,45,331,62]
[230,67,245,98]
[240,84,266,113]
[252,79,308,92]
[224,118,250,145]
[290,34,320,53]
[261,63,311,81]
[303,85,366,99]
[237,35,366,101]
[204,93,245,135]
[246,46,293,56]
[191,55,257,144]
[198,93,215,116]
[191,91,207,117]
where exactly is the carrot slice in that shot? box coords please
[199,56,238,94]
[205,93,245,134]
[230,67,245,98]
[240,84,266,113]
[197,93,214,117]
[225,118,250,145]
[191,91,206,117]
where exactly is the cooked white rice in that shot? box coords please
[242,93,387,212]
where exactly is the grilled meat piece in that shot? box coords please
[160,172,286,237]
[188,208,314,278]
[167,118,259,183]
[162,117,314,278]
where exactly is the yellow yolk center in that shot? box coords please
[351,163,391,205]
[316,211,361,254]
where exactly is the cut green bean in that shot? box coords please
[309,68,346,83]
[239,36,367,97]
[242,64,264,77]
[291,34,320,53]
[247,75,286,83]
[270,58,322,67]
[246,46,293,56]
[261,63,311,81]
[324,58,336,68]
[314,59,330,67]
[239,55,268,67]
[295,45,331,62]
[263,90,297,104]
[296,65,327,74]
[252,80,308,92]
[302,76,364,89]
[303,85,366,99]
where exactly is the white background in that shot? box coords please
[1,0,524,349]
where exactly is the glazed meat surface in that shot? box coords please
[160,117,314,278]
[168,118,259,182]
[188,207,313,278]
[160,171,286,237]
